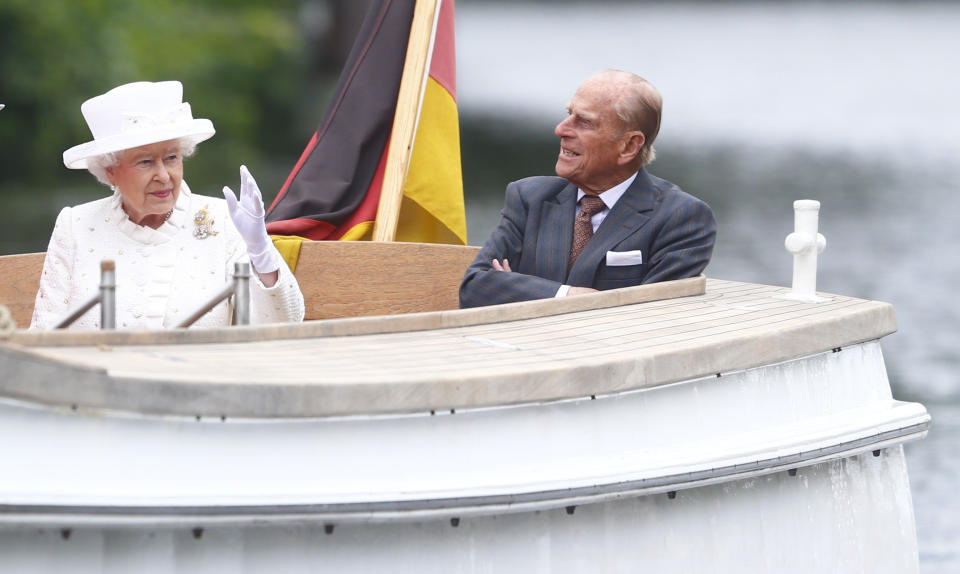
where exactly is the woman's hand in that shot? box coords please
[223,165,280,286]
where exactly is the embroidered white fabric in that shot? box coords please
[30,182,305,330]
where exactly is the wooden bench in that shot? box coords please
[0,241,481,329]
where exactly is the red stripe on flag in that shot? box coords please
[429,0,456,99]
[266,217,337,241]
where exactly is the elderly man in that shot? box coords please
[459,70,716,308]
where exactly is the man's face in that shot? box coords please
[554,79,628,194]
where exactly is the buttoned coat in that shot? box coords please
[459,169,716,308]
[31,182,305,330]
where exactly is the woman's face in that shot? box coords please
[106,140,184,227]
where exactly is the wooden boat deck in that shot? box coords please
[0,277,896,418]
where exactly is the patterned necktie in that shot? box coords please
[569,195,606,270]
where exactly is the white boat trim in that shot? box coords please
[0,403,928,527]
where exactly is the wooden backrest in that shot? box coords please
[0,242,481,328]
[293,241,480,320]
[0,252,45,329]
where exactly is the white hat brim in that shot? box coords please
[63,118,215,169]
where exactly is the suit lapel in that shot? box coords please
[537,182,577,282]
[567,170,658,285]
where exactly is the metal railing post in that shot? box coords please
[232,262,250,326]
[54,259,116,330]
[99,260,116,329]
[54,259,253,330]
[177,261,252,328]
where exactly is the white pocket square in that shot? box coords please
[606,250,643,266]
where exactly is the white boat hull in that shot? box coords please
[0,452,919,573]
[0,338,926,572]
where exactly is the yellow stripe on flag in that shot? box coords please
[340,221,375,241]
[271,235,307,273]
[396,77,467,245]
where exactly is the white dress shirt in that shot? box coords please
[557,172,639,297]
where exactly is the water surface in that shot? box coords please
[457,2,960,570]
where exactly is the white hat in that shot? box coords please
[62,81,215,169]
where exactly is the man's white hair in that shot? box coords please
[593,70,663,166]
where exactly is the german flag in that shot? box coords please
[266,0,466,270]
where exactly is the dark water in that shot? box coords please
[458,2,960,571]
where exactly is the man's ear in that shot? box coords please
[619,131,645,163]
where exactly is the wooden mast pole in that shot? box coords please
[372,0,440,242]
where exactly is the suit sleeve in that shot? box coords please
[641,194,717,284]
[459,182,564,308]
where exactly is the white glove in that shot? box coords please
[223,165,279,274]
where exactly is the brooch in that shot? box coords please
[193,205,219,239]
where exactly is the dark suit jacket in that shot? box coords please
[459,169,716,308]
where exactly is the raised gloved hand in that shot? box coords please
[223,165,279,274]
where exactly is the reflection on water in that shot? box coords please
[907,403,960,569]
[458,2,960,571]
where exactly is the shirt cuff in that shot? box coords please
[555,284,571,298]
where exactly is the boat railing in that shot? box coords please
[54,259,117,329]
[0,241,482,329]
[51,260,252,330]
[176,262,251,328]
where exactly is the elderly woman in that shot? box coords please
[30,81,305,330]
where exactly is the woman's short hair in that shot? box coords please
[86,137,201,186]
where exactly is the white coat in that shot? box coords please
[30,182,304,330]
